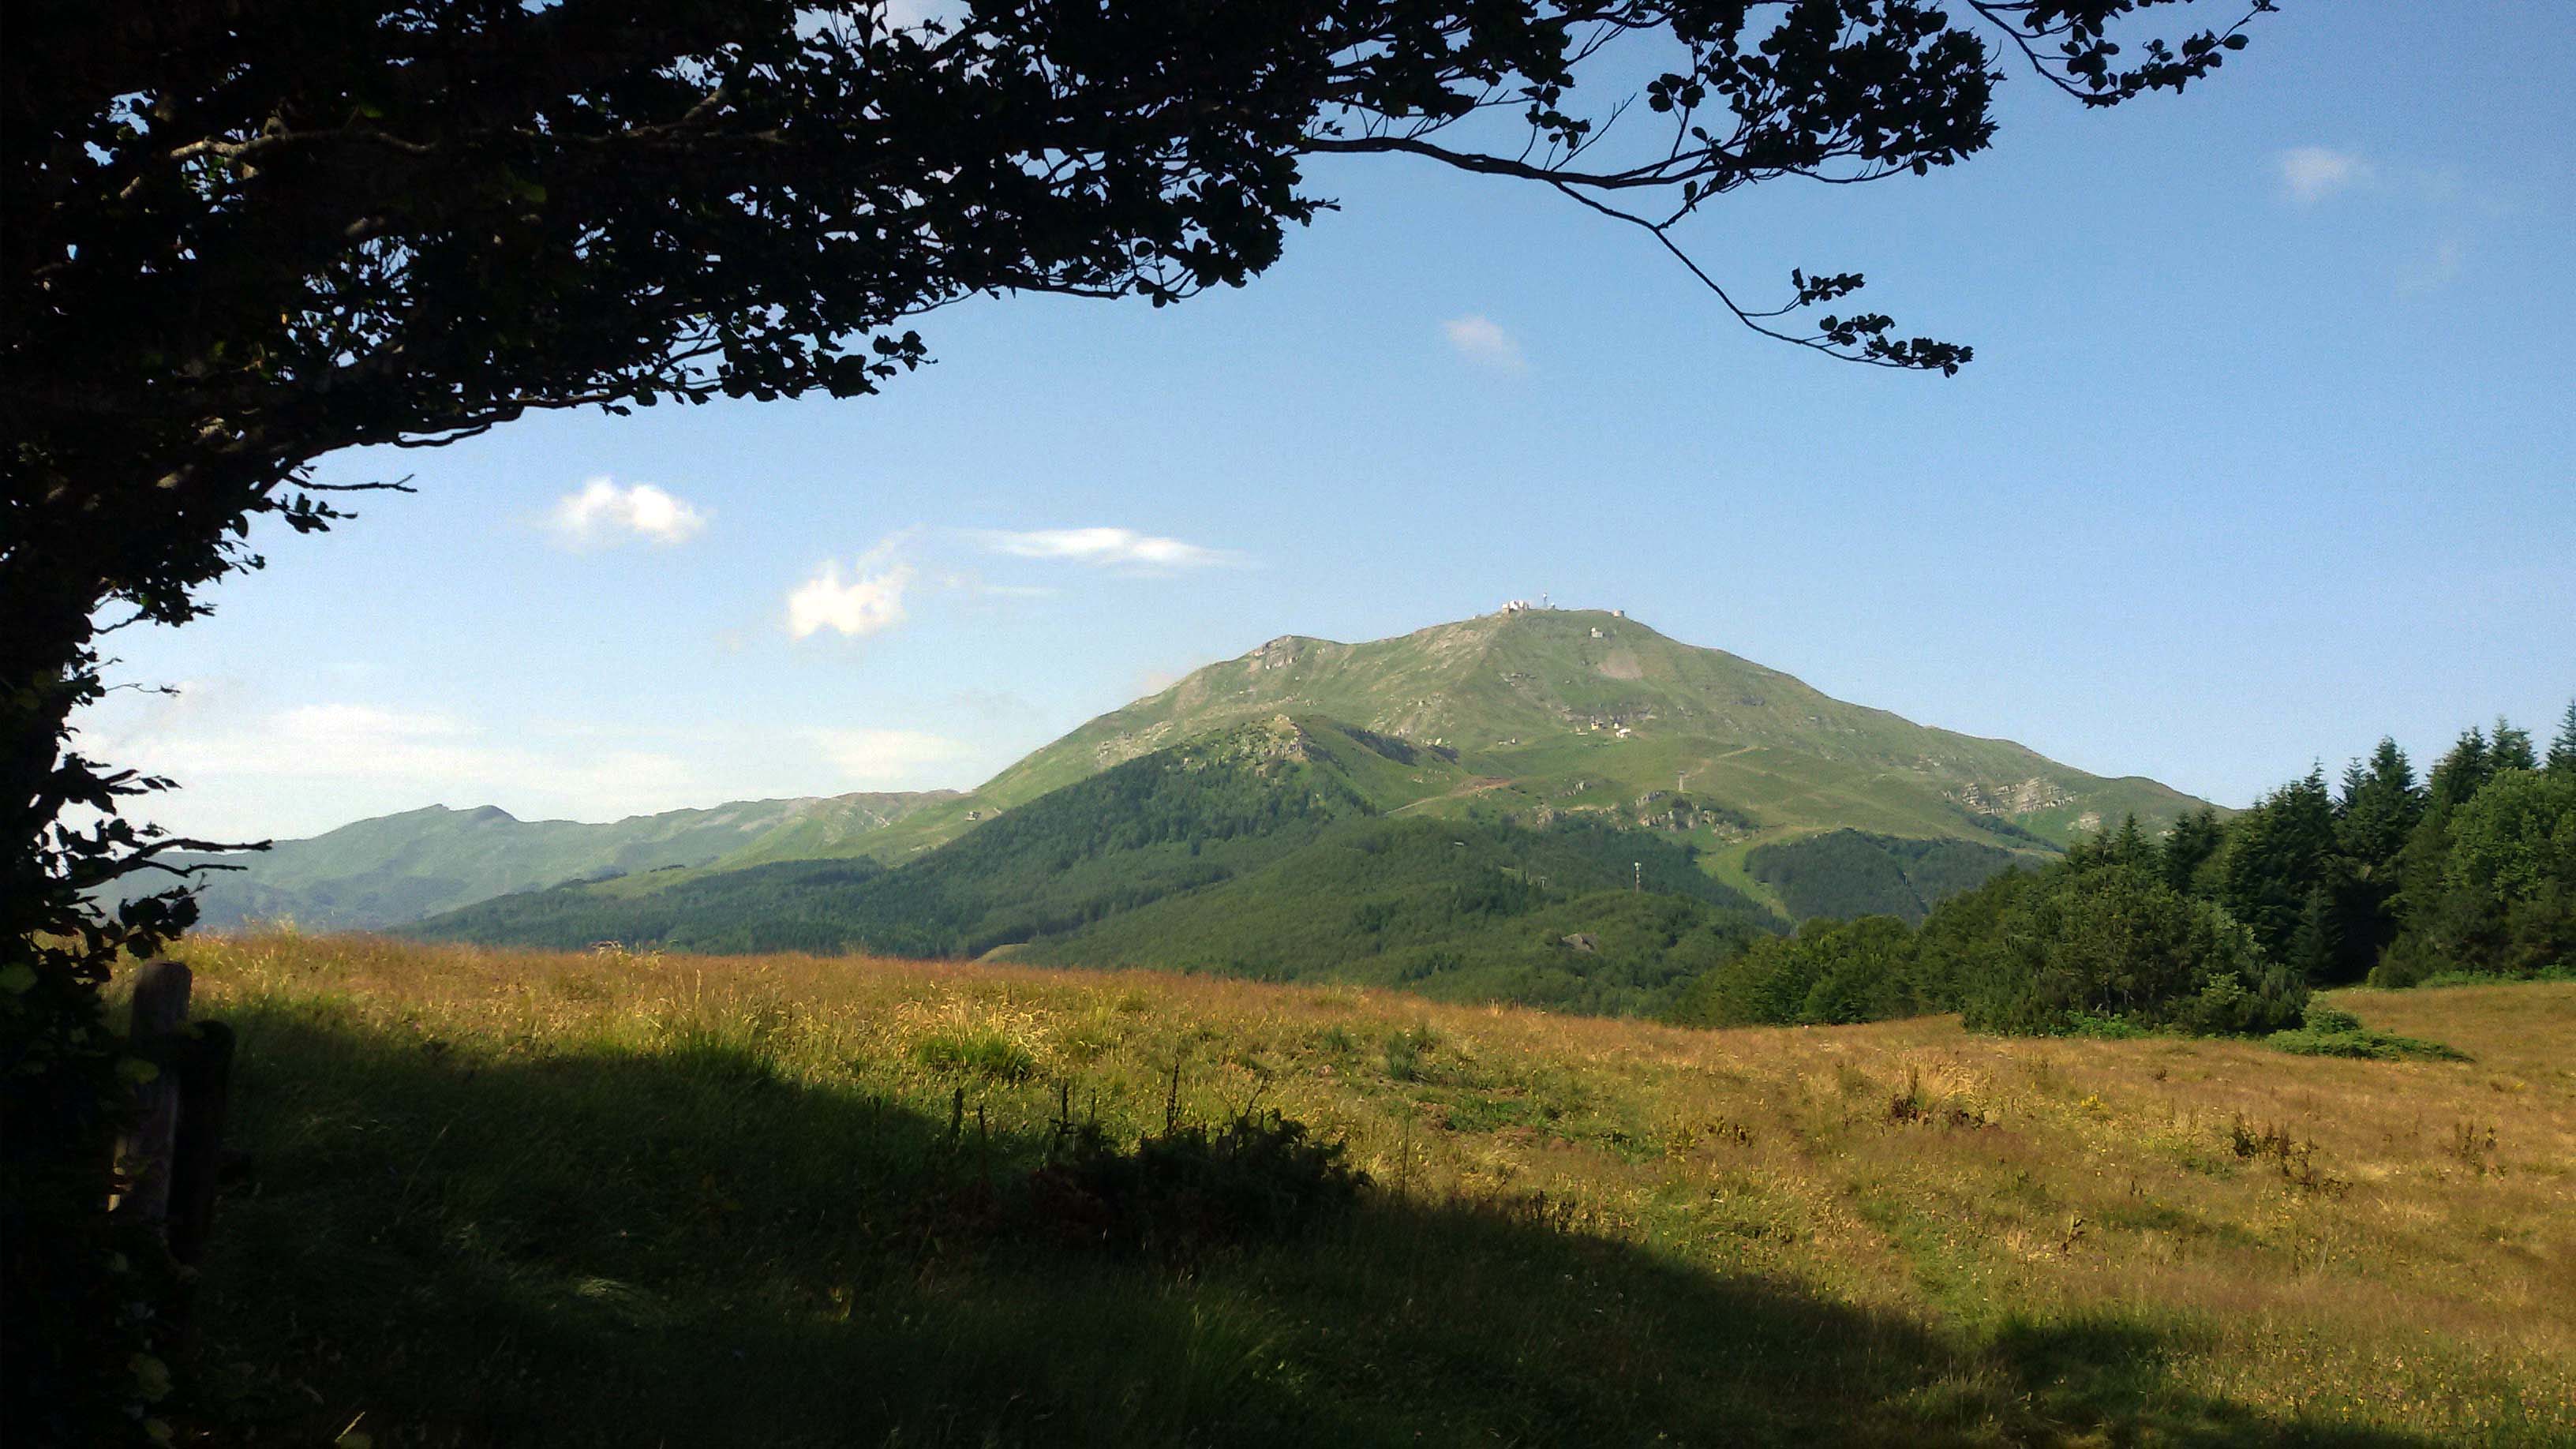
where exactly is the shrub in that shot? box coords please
[1383,1022,1439,1080]
[1962,867,2306,1037]
[912,1030,1038,1083]
[1028,1107,1368,1258]
[1668,915,1916,1028]
[2266,1005,2469,1061]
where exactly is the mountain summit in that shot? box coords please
[181,608,2215,936]
[775,607,2207,877]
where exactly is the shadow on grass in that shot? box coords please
[187,1002,2429,1447]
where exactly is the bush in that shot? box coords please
[1962,867,2306,1037]
[1668,915,1917,1028]
[912,1030,1039,1082]
[1027,1106,1368,1258]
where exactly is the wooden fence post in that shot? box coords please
[114,958,192,1229]
[167,1020,236,1267]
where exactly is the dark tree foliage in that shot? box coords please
[2551,702,2576,777]
[2327,739,2420,980]
[1960,865,2304,1036]
[2157,805,2226,895]
[6,2,2267,1432]
[2488,719,2540,774]
[1742,827,2021,923]
[1669,913,1922,1027]
[1665,710,2574,1038]
[2215,766,2335,968]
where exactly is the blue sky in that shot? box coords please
[81,2,2575,841]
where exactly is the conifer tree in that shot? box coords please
[2548,701,2576,777]
[2326,737,2421,979]
[2424,727,2495,812]
[2108,813,2153,871]
[2219,766,2337,967]
[2159,806,2226,896]
[2491,717,2540,773]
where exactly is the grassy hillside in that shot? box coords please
[159,934,2573,1444]
[176,610,2211,942]
[787,608,2210,875]
[113,793,951,930]
[414,719,1782,1014]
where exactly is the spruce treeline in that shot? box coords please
[1673,704,2576,1035]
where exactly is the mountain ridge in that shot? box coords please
[126,791,957,930]
[163,607,2216,930]
[721,607,2211,879]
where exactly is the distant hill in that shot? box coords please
[186,607,2215,943]
[408,717,1783,1016]
[723,608,2211,893]
[128,793,951,930]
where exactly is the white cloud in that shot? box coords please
[72,680,1004,839]
[975,527,1232,571]
[80,694,703,838]
[2278,146,2372,204]
[545,476,709,548]
[788,534,915,638]
[807,728,977,786]
[1442,314,1526,371]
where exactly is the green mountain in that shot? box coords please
[190,608,2218,960]
[133,793,951,930]
[409,716,1782,1016]
[723,608,2210,889]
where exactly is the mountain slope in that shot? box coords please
[721,608,2210,889]
[136,793,951,930]
[184,607,2215,936]
[410,717,1782,1014]
[413,718,1450,957]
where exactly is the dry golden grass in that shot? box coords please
[167,933,2575,1443]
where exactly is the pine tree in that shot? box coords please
[2337,739,2423,866]
[2424,727,2494,812]
[2387,726,2508,981]
[2325,737,2421,979]
[2220,766,2338,966]
[2108,814,2153,871]
[2548,700,2576,777]
[2159,807,2226,896]
[2491,717,2539,773]
[2287,881,2341,987]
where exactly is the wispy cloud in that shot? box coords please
[788,533,915,639]
[806,727,977,786]
[545,476,709,548]
[975,527,1233,571]
[1441,314,1526,371]
[2402,236,2468,294]
[94,696,701,836]
[2277,146,2372,205]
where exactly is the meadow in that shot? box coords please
[159,934,2574,1446]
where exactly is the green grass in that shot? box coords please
[155,936,2574,1445]
[2267,1008,2471,1061]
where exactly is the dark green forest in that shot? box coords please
[408,717,1782,1016]
[1743,829,2029,923]
[1676,707,2576,1035]
[1016,814,1777,1016]
[410,728,1380,957]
